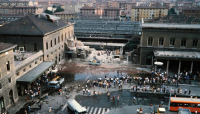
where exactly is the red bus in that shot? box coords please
[170,97,200,113]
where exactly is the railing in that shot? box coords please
[15,51,43,71]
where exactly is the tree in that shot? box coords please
[54,6,64,13]
[45,10,53,15]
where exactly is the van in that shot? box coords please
[48,78,64,91]
[67,99,87,114]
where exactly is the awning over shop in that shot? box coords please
[154,50,200,59]
[17,62,54,84]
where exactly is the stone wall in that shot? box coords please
[0,49,17,109]
[139,28,200,65]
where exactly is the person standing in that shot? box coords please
[117,95,119,100]
[189,89,191,95]
[49,106,52,112]
[184,88,187,94]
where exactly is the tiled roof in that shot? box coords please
[104,7,121,10]
[0,42,16,53]
[54,11,76,15]
[132,6,168,9]
[0,15,68,35]
[80,7,96,10]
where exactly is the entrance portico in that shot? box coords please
[154,50,200,75]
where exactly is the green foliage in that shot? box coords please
[54,6,64,13]
[44,9,53,14]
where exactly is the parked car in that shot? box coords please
[89,60,101,65]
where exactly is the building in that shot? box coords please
[80,6,96,16]
[182,7,200,17]
[119,2,136,10]
[139,23,200,75]
[0,6,43,15]
[0,1,33,6]
[72,20,141,50]
[64,3,83,13]
[131,6,168,21]
[54,12,77,20]
[102,7,121,19]
[0,43,17,112]
[0,13,75,64]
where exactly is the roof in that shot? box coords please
[54,12,76,15]
[171,97,200,103]
[154,51,200,59]
[0,1,30,3]
[104,7,121,10]
[80,7,96,10]
[0,42,16,54]
[132,6,168,9]
[0,15,68,36]
[82,42,126,47]
[182,7,200,11]
[142,23,200,29]
[17,62,54,84]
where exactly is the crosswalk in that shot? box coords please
[85,106,110,114]
[62,103,110,114]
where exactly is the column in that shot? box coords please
[190,61,193,74]
[178,61,181,75]
[155,60,157,72]
[151,55,154,66]
[166,60,169,74]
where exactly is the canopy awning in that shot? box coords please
[17,62,54,84]
[154,50,200,59]
[154,62,163,66]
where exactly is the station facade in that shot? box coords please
[139,23,200,75]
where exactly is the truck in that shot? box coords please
[67,99,87,114]
[48,76,64,91]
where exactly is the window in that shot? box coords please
[46,42,48,50]
[58,37,60,43]
[55,38,56,45]
[35,61,37,65]
[40,57,42,61]
[65,33,66,39]
[29,65,31,68]
[170,38,175,46]
[47,55,49,58]
[51,40,52,47]
[16,72,19,76]
[193,39,198,47]
[181,38,186,47]
[148,37,153,46]
[34,44,37,51]
[159,38,164,46]
[23,68,26,72]
[8,77,11,83]
[6,61,10,71]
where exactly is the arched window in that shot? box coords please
[181,38,186,47]
[170,38,175,46]
[193,39,198,47]
[159,37,164,46]
[148,37,153,46]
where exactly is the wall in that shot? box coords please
[0,49,17,109]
